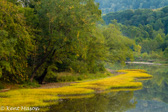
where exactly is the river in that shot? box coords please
[47,64,168,112]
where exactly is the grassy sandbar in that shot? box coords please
[0,69,152,110]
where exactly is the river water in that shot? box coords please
[48,64,168,112]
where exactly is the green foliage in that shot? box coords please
[20,81,40,88]
[164,47,168,59]
[138,50,163,61]
[120,25,150,39]
[103,7,168,61]
[32,0,105,79]
[150,51,163,59]
[95,0,168,14]
[0,0,34,83]
[103,7,168,34]
[155,34,164,44]
[0,0,147,84]
[0,30,15,78]
[142,52,149,59]
[140,39,158,53]
[102,24,136,64]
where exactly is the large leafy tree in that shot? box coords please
[30,0,103,83]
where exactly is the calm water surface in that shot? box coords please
[48,64,168,112]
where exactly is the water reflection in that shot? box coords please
[48,92,136,112]
[127,100,168,112]
[48,64,168,112]
[126,64,168,112]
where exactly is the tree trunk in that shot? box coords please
[30,47,54,82]
[37,67,48,84]
[37,49,56,83]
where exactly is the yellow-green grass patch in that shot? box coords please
[0,69,152,109]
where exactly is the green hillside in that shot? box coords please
[103,6,168,59]
[103,6,168,34]
[95,0,168,14]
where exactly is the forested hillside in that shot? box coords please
[103,6,168,60]
[95,0,168,14]
[103,6,168,33]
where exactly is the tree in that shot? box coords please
[155,34,163,44]
[102,24,136,64]
[154,19,164,30]
[0,0,34,83]
[30,0,103,83]
[0,30,15,78]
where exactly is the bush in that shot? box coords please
[69,61,88,73]
[142,52,149,59]
[20,81,40,88]
[150,51,163,59]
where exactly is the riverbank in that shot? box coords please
[0,68,151,92]
[38,69,123,89]
[1,68,122,91]
[125,61,162,65]
[0,70,113,92]
[0,69,152,110]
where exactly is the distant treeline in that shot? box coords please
[95,0,168,14]
[103,6,168,34]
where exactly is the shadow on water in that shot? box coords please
[48,91,136,112]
